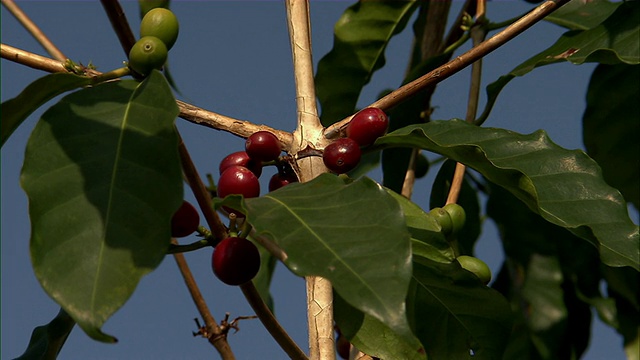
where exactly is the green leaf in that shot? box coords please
[375,120,640,270]
[408,254,513,359]
[1,73,92,147]
[584,64,640,208]
[15,308,75,360]
[334,292,426,360]
[21,70,183,341]
[251,240,277,312]
[545,0,619,31]
[315,0,418,126]
[245,174,415,340]
[478,1,639,123]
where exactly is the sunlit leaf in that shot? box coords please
[315,0,418,125]
[245,174,415,341]
[584,64,640,208]
[375,120,640,270]
[1,73,92,147]
[21,71,183,341]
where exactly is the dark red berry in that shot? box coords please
[245,131,281,162]
[219,151,262,177]
[212,237,261,285]
[217,165,260,216]
[346,107,389,147]
[322,138,361,174]
[336,334,351,359]
[171,200,200,237]
[268,172,298,192]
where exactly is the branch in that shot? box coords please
[100,0,136,56]
[171,239,236,360]
[240,282,309,360]
[1,43,66,73]
[1,0,66,61]
[323,0,571,139]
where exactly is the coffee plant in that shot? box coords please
[1,0,638,359]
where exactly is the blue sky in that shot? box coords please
[1,1,631,359]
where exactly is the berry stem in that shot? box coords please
[1,0,67,61]
[99,0,136,56]
[240,282,309,360]
[167,239,210,254]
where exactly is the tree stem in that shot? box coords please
[284,1,334,359]
[100,0,136,56]
[1,0,67,61]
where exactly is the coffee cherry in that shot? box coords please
[140,8,179,50]
[443,203,466,234]
[268,172,298,192]
[346,107,389,147]
[128,36,168,76]
[429,207,453,235]
[457,255,492,285]
[138,0,169,18]
[336,334,351,359]
[322,138,361,174]
[171,200,200,237]
[212,237,261,285]
[217,165,260,199]
[219,151,262,178]
[245,131,281,162]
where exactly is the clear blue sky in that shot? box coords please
[1,1,630,359]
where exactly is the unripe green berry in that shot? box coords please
[429,207,453,235]
[138,0,169,18]
[140,8,179,50]
[128,36,168,76]
[443,203,466,234]
[457,255,492,285]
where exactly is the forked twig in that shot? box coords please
[1,0,66,61]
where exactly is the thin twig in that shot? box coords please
[446,0,487,206]
[240,282,309,360]
[1,0,66,61]
[171,239,236,360]
[100,0,136,56]
[323,0,571,139]
[1,43,66,73]
[285,1,335,359]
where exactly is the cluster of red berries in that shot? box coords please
[218,130,298,216]
[322,107,389,174]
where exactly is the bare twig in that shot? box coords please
[323,0,571,139]
[100,0,136,56]
[285,1,334,359]
[240,282,308,360]
[1,0,66,61]
[1,43,66,73]
[446,0,487,206]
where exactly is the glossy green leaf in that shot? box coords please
[545,0,619,31]
[334,293,426,360]
[315,0,418,125]
[21,70,183,341]
[251,240,277,312]
[478,1,639,123]
[584,64,640,208]
[16,308,75,360]
[408,254,513,359]
[375,120,640,270]
[1,73,92,147]
[245,174,414,340]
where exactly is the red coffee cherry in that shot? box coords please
[268,172,298,192]
[245,131,281,162]
[212,237,261,286]
[346,107,389,147]
[219,151,262,177]
[322,138,361,174]
[171,200,200,237]
[217,165,260,216]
